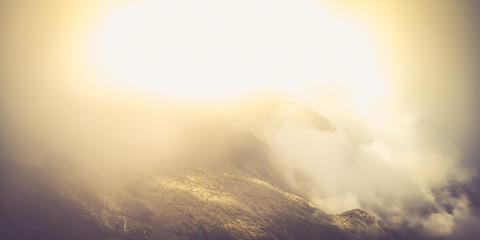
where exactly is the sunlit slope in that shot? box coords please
[0,153,399,239]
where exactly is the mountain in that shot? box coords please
[0,100,401,239]
[0,157,400,240]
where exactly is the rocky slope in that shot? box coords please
[0,158,400,240]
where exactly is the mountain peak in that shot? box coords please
[336,208,401,240]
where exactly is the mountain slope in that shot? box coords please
[0,158,400,240]
[0,100,401,239]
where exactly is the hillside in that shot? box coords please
[0,157,400,240]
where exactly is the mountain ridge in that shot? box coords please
[0,158,400,240]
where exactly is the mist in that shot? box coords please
[1,0,480,239]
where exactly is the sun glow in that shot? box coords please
[89,0,388,109]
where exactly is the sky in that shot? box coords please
[1,0,479,239]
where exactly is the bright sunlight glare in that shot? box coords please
[89,0,388,111]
